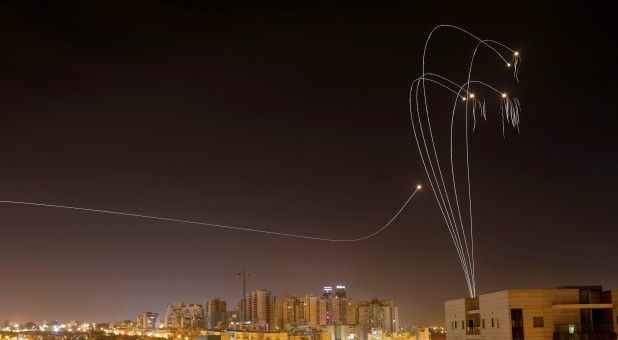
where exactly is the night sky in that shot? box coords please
[1,1,616,326]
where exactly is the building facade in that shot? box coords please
[233,331,288,340]
[445,285,618,340]
[300,295,319,326]
[357,299,399,340]
[247,290,277,331]
[277,295,301,331]
[205,298,228,330]
[136,312,159,329]
[165,301,205,329]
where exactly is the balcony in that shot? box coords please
[554,324,617,340]
[465,327,481,335]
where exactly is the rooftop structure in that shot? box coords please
[445,285,618,340]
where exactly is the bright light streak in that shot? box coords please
[0,186,421,242]
[409,25,522,298]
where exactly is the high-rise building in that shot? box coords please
[300,295,319,326]
[205,298,227,330]
[319,297,334,326]
[357,299,398,340]
[238,299,248,323]
[324,287,334,298]
[136,312,158,330]
[444,285,618,340]
[320,284,353,326]
[343,299,359,325]
[165,301,205,329]
[333,297,357,326]
[335,286,347,299]
[246,289,276,331]
[277,295,300,331]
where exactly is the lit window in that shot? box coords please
[533,317,544,328]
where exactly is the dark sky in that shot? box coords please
[0,1,616,326]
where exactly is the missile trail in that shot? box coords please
[0,186,420,242]
[410,25,522,297]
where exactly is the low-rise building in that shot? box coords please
[233,331,288,340]
[445,285,618,340]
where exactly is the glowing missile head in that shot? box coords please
[416,185,422,190]
[506,63,511,67]
[462,97,466,101]
[469,93,475,98]
[514,51,519,56]
[501,93,507,98]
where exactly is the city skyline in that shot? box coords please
[0,1,616,327]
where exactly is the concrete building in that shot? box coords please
[319,284,355,327]
[333,298,358,326]
[336,324,359,340]
[335,286,348,299]
[320,297,335,326]
[300,295,319,326]
[290,331,333,340]
[324,287,334,298]
[277,295,300,331]
[136,312,159,329]
[445,285,618,340]
[197,330,232,340]
[357,299,399,340]
[165,301,205,329]
[247,290,277,331]
[205,298,228,330]
[368,330,416,340]
[233,331,288,340]
[413,327,432,340]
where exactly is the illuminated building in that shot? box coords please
[233,331,288,340]
[136,312,159,329]
[335,286,347,299]
[334,297,358,326]
[413,327,433,340]
[324,287,334,298]
[247,289,276,331]
[319,284,355,327]
[165,301,205,329]
[277,295,300,331]
[290,331,333,340]
[444,285,618,340]
[357,299,399,340]
[205,298,228,330]
[337,324,359,340]
[197,331,232,340]
[368,330,415,340]
[300,295,319,326]
[319,296,334,326]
